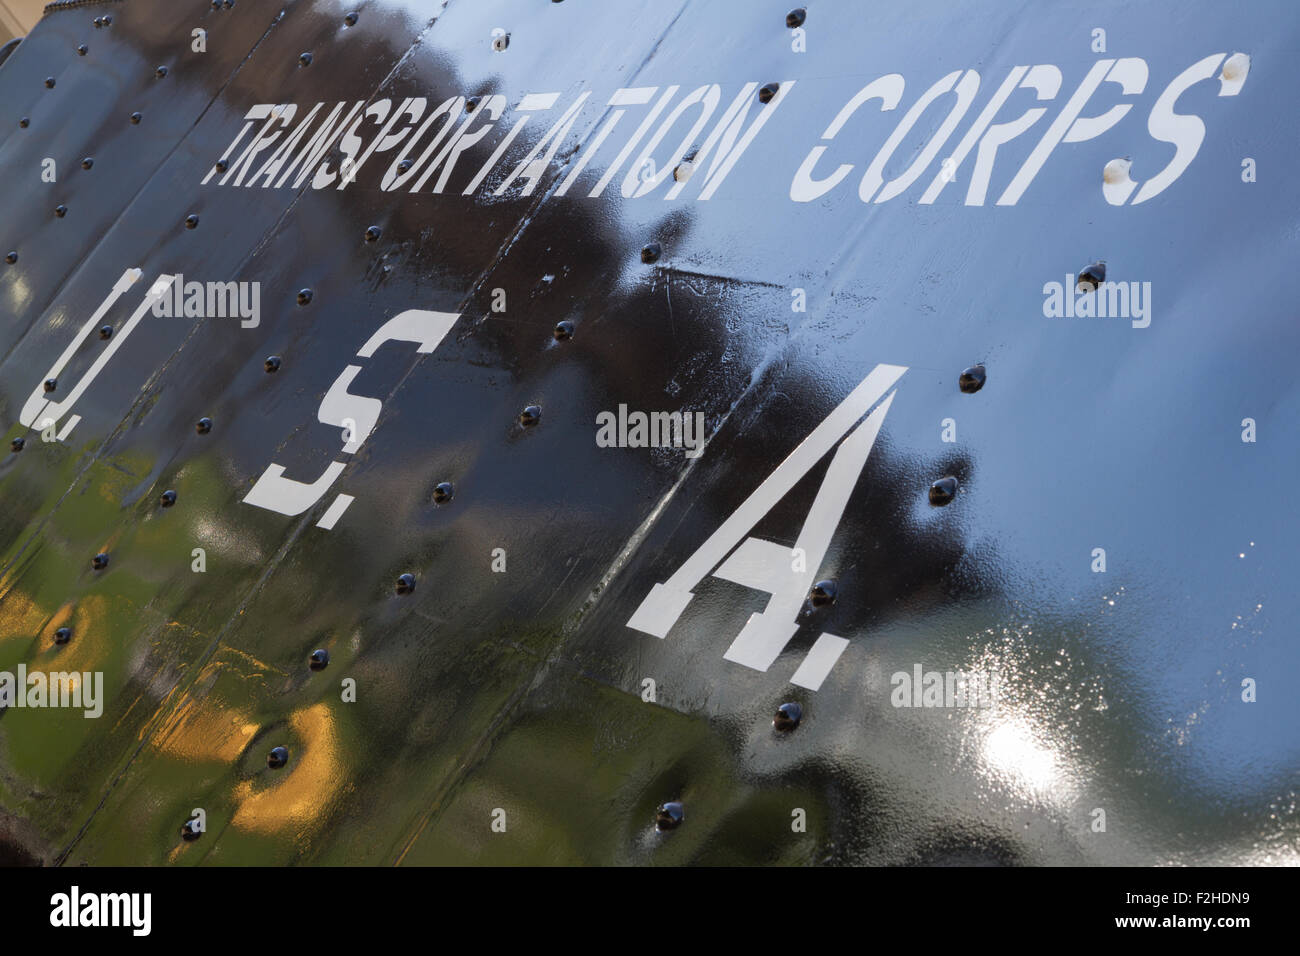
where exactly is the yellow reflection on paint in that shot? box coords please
[230,703,341,835]
[153,694,259,764]
[0,588,46,643]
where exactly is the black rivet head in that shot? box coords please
[655,801,684,832]
[267,746,289,769]
[809,579,836,607]
[181,817,202,841]
[264,355,282,373]
[98,325,113,340]
[81,157,94,170]
[211,0,221,9]
[44,77,55,89]
[155,66,168,78]
[4,252,17,265]
[215,159,228,173]
[364,225,382,242]
[10,438,25,453]
[786,8,806,28]
[93,17,103,27]
[92,552,110,570]
[298,51,313,67]
[344,11,358,26]
[129,111,142,125]
[77,45,88,56]
[19,117,29,128]
[103,15,112,24]
[759,82,780,103]
[43,378,57,393]
[195,417,213,435]
[54,204,67,218]
[1076,261,1106,292]
[465,96,480,112]
[432,481,454,505]
[773,701,802,731]
[640,242,661,264]
[222,0,234,8]
[518,405,542,427]
[185,214,199,229]
[929,476,959,506]
[552,320,574,341]
[297,289,313,306]
[160,489,177,507]
[958,364,986,394]
[309,648,330,671]
[397,158,414,173]
[54,626,73,646]
[395,573,417,595]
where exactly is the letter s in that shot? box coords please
[1130,53,1249,204]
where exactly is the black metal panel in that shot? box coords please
[0,0,1295,866]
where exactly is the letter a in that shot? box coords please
[626,364,906,689]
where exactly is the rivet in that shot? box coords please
[195,417,213,435]
[297,288,313,305]
[185,214,199,229]
[958,364,986,394]
[397,158,414,173]
[130,111,141,124]
[103,15,112,24]
[77,45,88,56]
[81,157,94,170]
[640,242,661,264]
[160,489,177,507]
[809,579,836,607]
[92,552,110,570]
[44,77,55,89]
[364,225,382,242]
[492,33,509,52]
[264,355,282,373]
[5,252,17,264]
[222,0,234,8]
[773,701,802,731]
[344,11,359,26]
[181,818,202,841]
[10,438,25,453]
[518,404,541,427]
[298,51,313,67]
[54,204,67,218]
[267,746,289,769]
[929,476,959,506]
[155,66,168,79]
[432,481,454,505]
[465,96,480,112]
[672,160,693,183]
[93,17,103,27]
[309,648,330,671]
[43,379,57,393]
[1076,261,1106,293]
[655,801,684,831]
[786,8,806,28]
[19,117,29,128]
[54,626,72,646]
[395,573,417,595]
[215,159,228,173]
[552,320,574,341]
[210,0,221,9]
[758,82,780,103]
[98,325,113,340]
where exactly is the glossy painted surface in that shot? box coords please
[0,0,1296,865]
